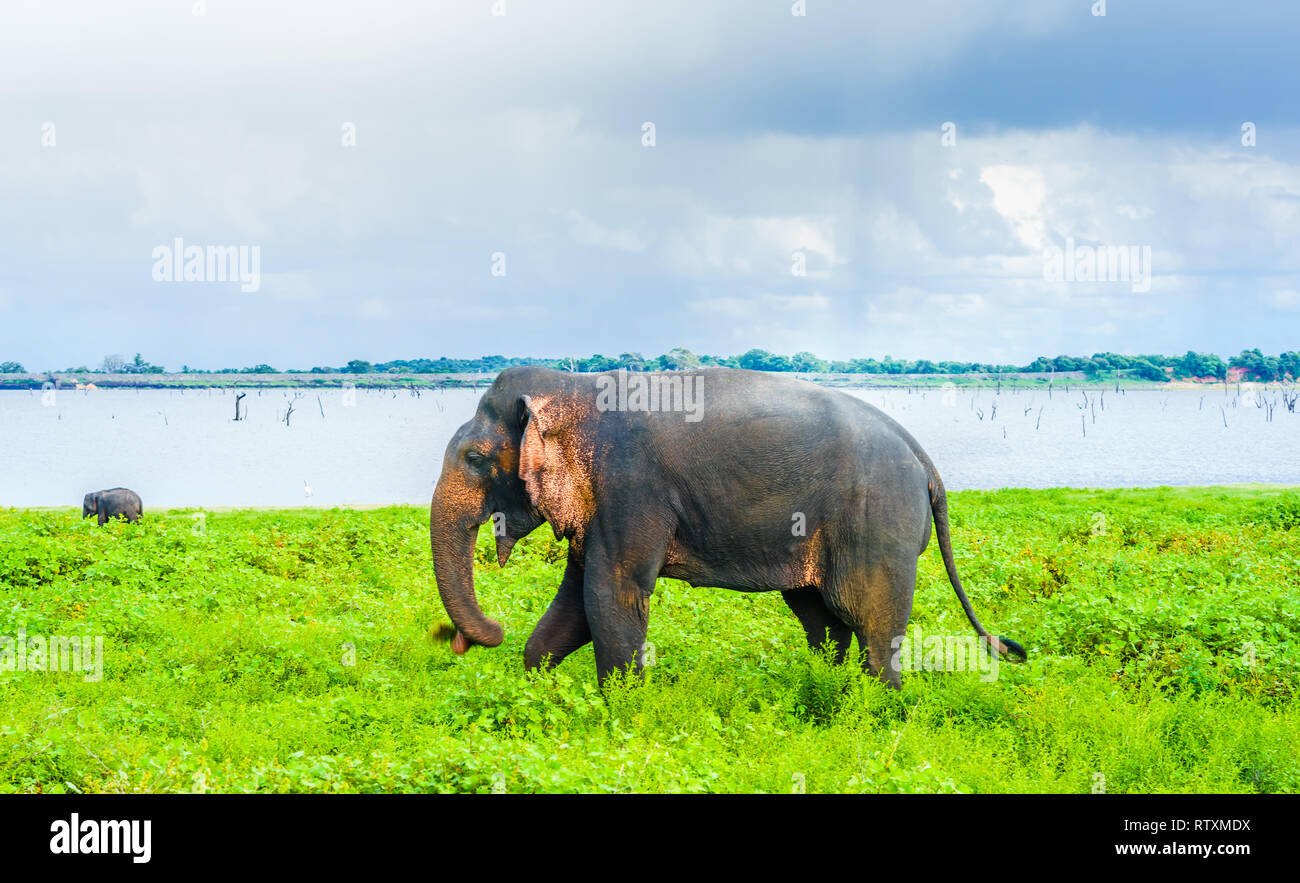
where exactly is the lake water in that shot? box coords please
[1,384,1297,508]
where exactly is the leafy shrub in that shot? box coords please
[1250,492,1300,531]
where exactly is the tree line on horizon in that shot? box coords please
[2,347,1297,382]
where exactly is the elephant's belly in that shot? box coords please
[660,536,821,592]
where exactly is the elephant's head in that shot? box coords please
[82,493,98,519]
[431,367,596,655]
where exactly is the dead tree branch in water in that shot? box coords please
[1257,392,1276,422]
[283,391,303,427]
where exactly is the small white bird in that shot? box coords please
[304,480,314,498]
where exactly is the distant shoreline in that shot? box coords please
[0,372,493,392]
[0,370,1277,392]
[8,485,1300,513]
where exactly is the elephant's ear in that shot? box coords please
[518,394,547,505]
[516,393,593,537]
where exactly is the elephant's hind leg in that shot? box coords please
[829,556,917,690]
[524,555,592,671]
[781,588,852,664]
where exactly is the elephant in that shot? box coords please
[83,488,143,525]
[430,366,1025,688]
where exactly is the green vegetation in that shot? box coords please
[0,488,1297,794]
[1227,348,1300,383]
[272,348,1300,381]
[5,348,1298,383]
[96,353,164,375]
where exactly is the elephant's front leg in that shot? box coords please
[582,524,660,686]
[524,554,591,671]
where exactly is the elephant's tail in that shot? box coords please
[923,460,1027,662]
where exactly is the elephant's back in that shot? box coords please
[695,369,920,444]
[591,368,934,482]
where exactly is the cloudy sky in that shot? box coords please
[1,0,1297,371]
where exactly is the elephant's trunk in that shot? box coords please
[430,473,504,652]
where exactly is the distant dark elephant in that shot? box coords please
[83,488,143,525]
[430,366,1026,689]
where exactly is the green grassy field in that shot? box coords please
[1,487,1297,793]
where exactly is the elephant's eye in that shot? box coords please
[465,451,488,469]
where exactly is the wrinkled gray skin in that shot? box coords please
[83,488,143,525]
[431,366,1025,688]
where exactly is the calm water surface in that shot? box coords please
[0,385,1296,508]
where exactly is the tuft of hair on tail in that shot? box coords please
[986,634,1028,661]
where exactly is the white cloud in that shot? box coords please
[979,165,1048,251]
[866,289,987,326]
[691,291,831,318]
[359,297,390,320]
[1268,290,1300,311]
[260,272,317,302]
[2,2,1298,369]
[565,211,652,253]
